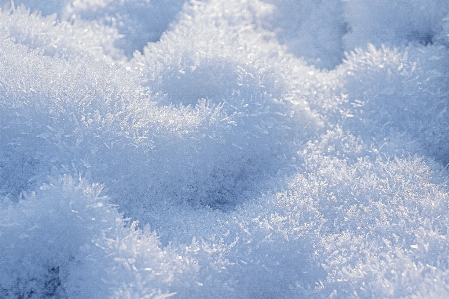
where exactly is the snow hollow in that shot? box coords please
[0,0,449,298]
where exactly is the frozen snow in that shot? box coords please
[0,0,448,298]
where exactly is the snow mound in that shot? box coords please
[344,0,449,49]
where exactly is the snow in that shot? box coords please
[0,0,448,298]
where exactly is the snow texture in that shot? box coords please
[0,0,448,298]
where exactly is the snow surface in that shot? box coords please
[0,0,448,298]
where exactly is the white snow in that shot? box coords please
[0,0,448,298]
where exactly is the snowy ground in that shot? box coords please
[0,0,448,298]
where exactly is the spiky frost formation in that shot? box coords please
[63,0,187,57]
[338,44,449,164]
[0,5,122,60]
[0,0,449,298]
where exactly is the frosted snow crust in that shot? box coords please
[0,0,448,298]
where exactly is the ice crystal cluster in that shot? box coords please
[0,0,448,298]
